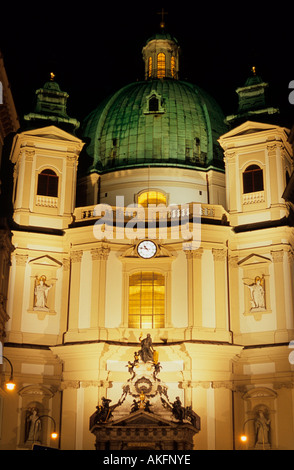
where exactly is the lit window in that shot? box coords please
[128,272,165,329]
[157,53,166,78]
[138,191,167,207]
[148,57,152,78]
[171,56,176,78]
[37,169,58,197]
[243,165,263,194]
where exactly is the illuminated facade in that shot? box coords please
[1,26,294,450]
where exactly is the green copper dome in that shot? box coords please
[82,79,228,174]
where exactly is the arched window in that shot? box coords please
[171,56,176,78]
[37,169,58,197]
[157,53,166,78]
[128,272,165,329]
[148,56,152,78]
[243,165,264,194]
[138,191,167,207]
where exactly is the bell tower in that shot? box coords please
[10,76,84,229]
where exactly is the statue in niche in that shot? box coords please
[254,409,271,447]
[34,275,52,311]
[25,407,41,443]
[244,275,265,311]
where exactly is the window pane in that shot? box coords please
[253,170,263,191]
[243,171,253,193]
[157,53,165,79]
[37,169,58,197]
[138,191,166,208]
[243,165,263,194]
[128,272,165,328]
[148,56,152,77]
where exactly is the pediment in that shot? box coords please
[29,255,62,267]
[220,121,279,140]
[111,410,174,427]
[238,253,271,267]
[23,125,82,143]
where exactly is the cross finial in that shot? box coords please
[157,8,168,29]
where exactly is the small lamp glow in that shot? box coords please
[2,356,15,392]
[51,431,58,440]
[240,434,248,443]
[5,381,16,391]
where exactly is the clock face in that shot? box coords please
[137,240,157,259]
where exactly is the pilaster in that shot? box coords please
[271,249,288,342]
[212,248,228,332]
[185,248,203,331]
[67,250,83,332]
[7,252,28,342]
[90,245,110,331]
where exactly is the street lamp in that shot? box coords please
[240,418,266,450]
[33,415,59,445]
[2,356,16,391]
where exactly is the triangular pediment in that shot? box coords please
[22,125,82,143]
[219,121,280,141]
[110,410,174,427]
[238,253,271,267]
[29,255,62,267]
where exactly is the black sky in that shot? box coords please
[0,1,293,128]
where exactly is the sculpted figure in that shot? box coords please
[245,275,265,310]
[34,276,52,310]
[139,334,154,363]
[25,407,41,442]
[255,410,271,447]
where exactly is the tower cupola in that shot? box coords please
[142,21,180,80]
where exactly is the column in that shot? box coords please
[271,249,287,342]
[67,250,83,332]
[90,245,110,333]
[185,248,203,333]
[212,248,228,334]
[8,252,28,342]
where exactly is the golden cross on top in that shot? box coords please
[157,8,168,28]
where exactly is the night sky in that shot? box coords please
[0,2,293,129]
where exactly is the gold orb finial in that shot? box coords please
[50,72,55,81]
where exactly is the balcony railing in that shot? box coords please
[74,203,227,223]
[242,191,265,205]
[35,195,58,208]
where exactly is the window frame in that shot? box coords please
[128,271,165,329]
[157,52,166,79]
[242,164,264,194]
[37,168,59,198]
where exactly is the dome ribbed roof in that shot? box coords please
[81,78,228,174]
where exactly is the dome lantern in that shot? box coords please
[142,22,180,80]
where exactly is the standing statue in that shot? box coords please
[25,407,41,443]
[138,333,154,363]
[245,275,265,310]
[255,410,271,447]
[34,275,52,310]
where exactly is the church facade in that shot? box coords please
[1,26,294,450]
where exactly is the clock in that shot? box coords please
[137,240,157,259]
